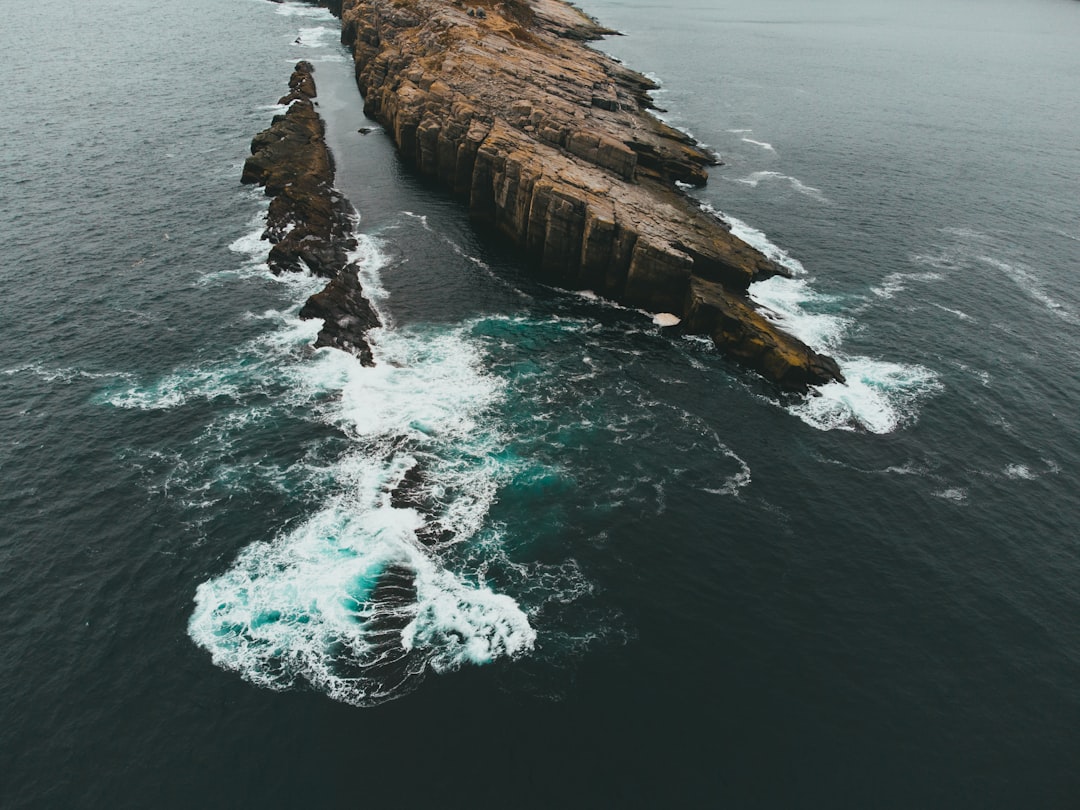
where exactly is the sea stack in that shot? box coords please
[333,0,843,389]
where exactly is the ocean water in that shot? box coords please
[2,0,1079,806]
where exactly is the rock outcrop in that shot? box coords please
[242,61,379,364]
[332,0,842,389]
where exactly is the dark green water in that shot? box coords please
[2,0,1079,806]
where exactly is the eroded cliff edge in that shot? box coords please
[242,61,380,365]
[334,0,843,389]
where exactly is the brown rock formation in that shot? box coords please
[334,0,843,389]
[242,61,379,364]
[298,265,379,364]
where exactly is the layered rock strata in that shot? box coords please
[332,0,842,389]
[242,61,379,365]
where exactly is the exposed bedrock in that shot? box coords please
[298,265,380,364]
[242,60,379,365]
[335,0,843,389]
[684,278,843,390]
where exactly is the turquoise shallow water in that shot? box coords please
[2,0,1080,806]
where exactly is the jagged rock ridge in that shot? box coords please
[242,60,380,365]
[332,0,843,389]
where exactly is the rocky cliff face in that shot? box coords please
[242,61,380,365]
[334,0,843,389]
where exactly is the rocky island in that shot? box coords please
[263,0,842,389]
[241,60,380,365]
[334,0,843,389]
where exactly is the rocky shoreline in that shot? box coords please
[328,0,844,389]
[241,60,380,365]
[260,1,842,389]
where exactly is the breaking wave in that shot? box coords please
[786,358,942,434]
[271,2,335,20]
[106,218,552,705]
[703,206,806,275]
[700,203,941,433]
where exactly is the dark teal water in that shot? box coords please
[3,0,1079,806]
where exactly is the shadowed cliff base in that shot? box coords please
[242,60,380,365]
[326,0,843,390]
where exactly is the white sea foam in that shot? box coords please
[921,227,1075,323]
[401,210,431,230]
[108,211,541,703]
[950,361,992,388]
[931,302,974,321]
[882,463,926,477]
[910,250,960,272]
[701,456,752,496]
[105,365,248,410]
[5,364,130,383]
[731,171,829,203]
[978,254,1075,323]
[741,137,775,152]
[273,2,335,19]
[189,487,534,706]
[870,271,943,300]
[180,305,539,704]
[933,487,968,503]
[1003,463,1037,481]
[228,219,270,261]
[748,276,848,352]
[293,26,335,48]
[699,203,941,433]
[705,206,806,275]
[643,72,663,88]
[787,357,942,434]
[99,301,326,409]
[197,212,275,285]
